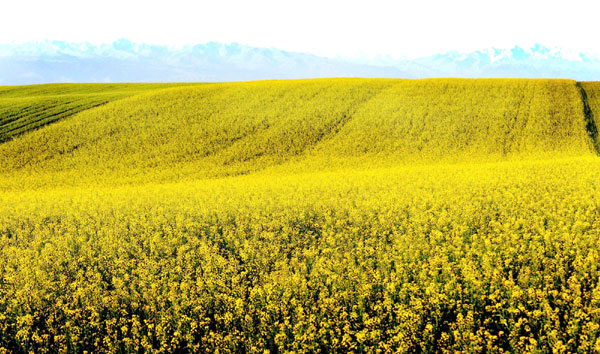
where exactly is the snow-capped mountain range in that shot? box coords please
[1,39,599,84]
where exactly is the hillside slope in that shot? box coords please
[299,79,592,167]
[0,83,198,142]
[0,79,594,185]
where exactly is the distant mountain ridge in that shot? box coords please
[1,39,599,84]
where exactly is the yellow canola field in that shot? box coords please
[0,79,594,189]
[1,79,600,352]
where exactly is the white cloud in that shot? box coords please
[2,0,600,59]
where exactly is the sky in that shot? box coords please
[2,0,600,59]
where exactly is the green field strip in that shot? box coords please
[579,82,600,154]
[0,83,203,142]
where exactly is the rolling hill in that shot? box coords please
[3,79,600,352]
[0,78,596,187]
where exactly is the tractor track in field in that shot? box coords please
[576,82,600,155]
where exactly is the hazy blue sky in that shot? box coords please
[3,0,600,59]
